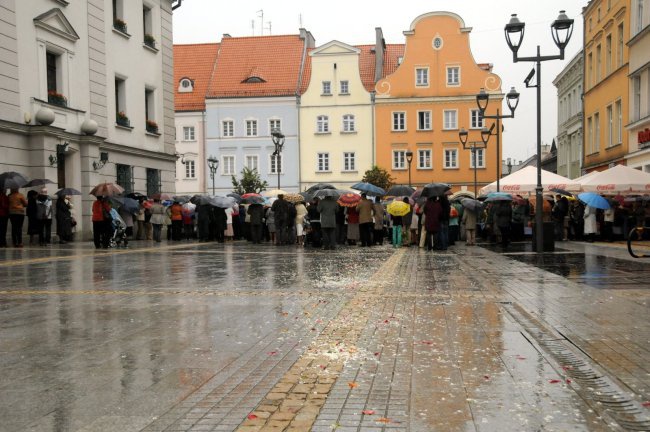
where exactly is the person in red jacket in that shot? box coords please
[91,196,111,248]
[169,201,183,241]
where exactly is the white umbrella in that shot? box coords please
[480,166,581,195]
[578,164,650,194]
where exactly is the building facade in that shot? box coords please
[0,0,178,240]
[374,12,503,193]
[626,0,650,172]
[203,32,314,195]
[582,0,630,172]
[553,51,584,179]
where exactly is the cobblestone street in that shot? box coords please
[1,241,649,431]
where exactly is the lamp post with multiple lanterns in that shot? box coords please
[207,155,219,195]
[459,127,490,198]
[504,10,574,252]
[271,129,285,191]
[405,150,413,188]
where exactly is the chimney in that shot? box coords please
[299,28,315,48]
[222,33,231,38]
[374,27,386,83]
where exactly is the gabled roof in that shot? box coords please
[383,44,405,78]
[207,34,307,98]
[33,8,79,42]
[174,43,219,111]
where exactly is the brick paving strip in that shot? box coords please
[236,250,405,431]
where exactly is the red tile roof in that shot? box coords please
[174,43,219,111]
[383,44,405,79]
[207,34,307,98]
[355,45,377,92]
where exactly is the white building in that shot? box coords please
[553,51,583,179]
[0,0,180,240]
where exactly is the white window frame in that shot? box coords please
[606,104,613,148]
[269,153,283,174]
[587,116,594,154]
[343,152,356,172]
[322,81,331,95]
[417,111,432,131]
[222,120,234,137]
[415,67,429,87]
[446,66,460,86]
[185,159,196,178]
[443,110,458,130]
[417,149,432,169]
[222,155,235,175]
[245,154,259,172]
[269,119,281,135]
[594,112,600,153]
[444,149,458,169]
[469,148,485,168]
[340,80,349,94]
[470,109,484,129]
[245,119,258,137]
[316,115,329,133]
[615,99,622,144]
[317,152,330,172]
[392,112,406,131]
[183,126,195,141]
[393,150,406,170]
[342,114,356,132]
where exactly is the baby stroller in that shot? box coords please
[109,208,128,248]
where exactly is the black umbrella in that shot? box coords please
[227,192,243,203]
[421,183,451,198]
[460,198,483,212]
[127,192,147,200]
[24,178,56,188]
[314,189,341,199]
[0,172,29,190]
[306,183,336,194]
[386,185,415,197]
[190,194,212,205]
[56,188,82,196]
[550,188,574,197]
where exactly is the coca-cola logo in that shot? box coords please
[547,184,566,190]
[502,185,520,191]
[596,184,616,191]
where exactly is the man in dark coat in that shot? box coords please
[423,197,442,251]
[317,197,338,250]
[271,194,289,245]
[495,201,513,248]
[247,203,265,244]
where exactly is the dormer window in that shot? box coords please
[243,76,266,83]
[178,78,193,93]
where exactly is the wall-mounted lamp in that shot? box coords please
[175,152,186,164]
[92,151,109,170]
[49,142,70,166]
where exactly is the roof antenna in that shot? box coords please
[265,21,272,35]
[299,13,303,28]
[257,9,264,35]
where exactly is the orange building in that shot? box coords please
[374,12,503,193]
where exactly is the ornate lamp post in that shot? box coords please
[504,10,574,253]
[405,150,413,188]
[271,129,285,190]
[207,155,219,195]
[459,127,489,198]
[475,86,520,192]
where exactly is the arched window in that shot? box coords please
[178,78,193,92]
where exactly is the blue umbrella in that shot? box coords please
[351,182,385,196]
[578,192,611,210]
[484,192,513,202]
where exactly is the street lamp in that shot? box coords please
[207,155,219,195]
[271,129,285,190]
[504,10,574,253]
[405,150,413,188]
[459,127,488,198]
[475,86,520,192]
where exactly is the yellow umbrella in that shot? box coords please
[263,189,288,197]
[387,200,410,217]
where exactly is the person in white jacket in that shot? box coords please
[583,205,597,242]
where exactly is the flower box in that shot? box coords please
[113,19,128,34]
[144,34,156,49]
[47,90,67,107]
[116,111,130,127]
[146,119,158,134]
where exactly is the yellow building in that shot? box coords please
[582,0,630,172]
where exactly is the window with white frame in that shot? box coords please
[183,126,195,141]
[587,116,594,154]
[418,149,432,169]
[269,119,281,135]
[317,153,330,171]
[444,149,458,168]
[222,155,235,175]
[415,67,429,86]
[246,120,258,136]
[606,34,612,75]
[417,111,431,130]
[340,80,349,94]
[607,105,613,147]
[470,109,484,129]
[222,120,234,137]
[469,149,485,168]
[594,112,600,152]
[392,112,406,131]
[343,152,356,171]
[636,0,644,34]
[317,115,329,133]
[446,66,460,86]
[443,110,457,130]
[185,160,196,178]
[615,99,622,144]
[596,44,602,82]
[617,23,624,67]
[633,75,641,121]
[270,153,282,174]
[245,155,259,171]
[393,150,406,169]
[322,81,331,95]
[342,114,356,132]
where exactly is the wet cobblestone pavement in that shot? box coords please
[1,240,649,431]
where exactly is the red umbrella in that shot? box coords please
[337,193,361,207]
[241,192,262,199]
[89,182,124,197]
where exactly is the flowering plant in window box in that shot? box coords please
[146,119,159,134]
[47,90,67,107]
[113,18,128,33]
[116,111,130,127]
[144,34,156,49]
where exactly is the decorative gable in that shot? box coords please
[33,8,79,42]
[310,40,360,57]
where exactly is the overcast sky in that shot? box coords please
[173,0,585,164]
